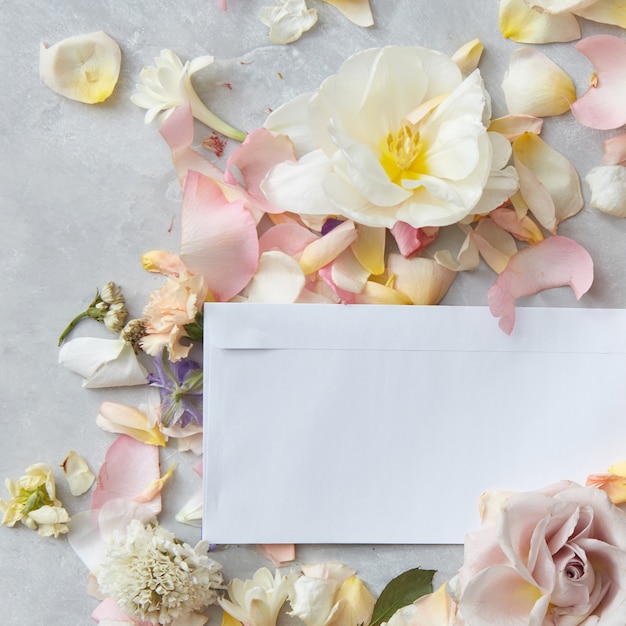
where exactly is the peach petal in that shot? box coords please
[603,134,626,167]
[499,0,581,43]
[246,251,305,303]
[387,254,456,305]
[513,132,583,233]
[586,473,626,505]
[299,220,357,275]
[256,544,296,566]
[472,218,518,274]
[141,250,189,278]
[573,0,626,27]
[225,128,296,214]
[96,401,166,447]
[91,435,163,515]
[571,35,626,130]
[488,235,594,334]
[353,280,412,304]
[180,171,259,301]
[330,248,371,294]
[488,115,544,141]
[489,207,544,243]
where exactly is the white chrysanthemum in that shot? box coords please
[96,520,223,624]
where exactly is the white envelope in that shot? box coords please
[202,303,626,544]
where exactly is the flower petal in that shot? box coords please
[298,220,358,275]
[513,132,583,233]
[91,435,164,515]
[574,0,626,28]
[39,32,121,103]
[387,254,456,304]
[570,35,626,130]
[585,165,626,218]
[245,251,306,303]
[502,47,576,117]
[488,114,544,141]
[62,451,95,496]
[525,0,597,12]
[96,401,166,447]
[488,235,594,334]
[259,0,319,44]
[451,39,484,77]
[350,225,386,275]
[58,338,148,388]
[472,218,518,274]
[603,134,626,167]
[321,0,374,26]
[489,207,544,243]
[499,0,581,43]
[180,171,259,301]
[256,544,296,566]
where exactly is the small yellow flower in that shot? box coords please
[0,464,69,537]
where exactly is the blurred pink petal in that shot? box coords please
[92,435,163,514]
[256,544,296,566]
[159,103,224,184]
[391,222,439,257]
[193,458,203,477]
[571,35,626,130]
[488,235,594,334]
[225,128,296,214]
[216,0,227,9]
[180,170,259,301]
[259,223,317,256]
[92,597,152,624]
[603,134,626,166]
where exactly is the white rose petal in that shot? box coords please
[260,0,318,44]
[586,165,626,217]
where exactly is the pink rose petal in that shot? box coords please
[180,170,259,301]
[91,435,163,514]
[225,128,296,214]
[92,597,152,624]
[256,544,296,566]
[390,222,439,257]
[488,235,594,334]
[604,134,626,166]
[571,35,626,130]
[258,223,318,256]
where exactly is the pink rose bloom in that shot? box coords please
[454,481,626,626]
[141,273,207,361]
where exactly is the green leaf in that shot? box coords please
[184,311,204,341]
[368,568,435,626]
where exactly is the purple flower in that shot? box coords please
[148,350,203,428]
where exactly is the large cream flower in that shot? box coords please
[262,46,517,229]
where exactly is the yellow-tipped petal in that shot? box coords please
[608,462,626,477]
[141,250,188,277]
[351,225,386,275]
[502,47,576,117]
[61,451,95,496]
[574,0,626,28]
[136,464,176,503]
[328,576,376,626]
[387,254,456,305]
[322,0,374,26]
[513,132,583,233]
[221,613,243,626]
[299,221,357,275]
[499,0,581,43]
[488,115,544,141]
[96,401,167,447]
[354,280,412,304]
[39,32,121,104]
[586,472,626,504]
[451,38,484,77]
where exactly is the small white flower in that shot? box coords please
[131,49,246,141]
[219,567,296,626]
[96,520,223,624]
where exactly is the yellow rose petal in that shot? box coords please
[575,0,626,28]
[39,31,121,104]
[351,225,386,275]
[499,0,581,43]
[502,47,576,117]
[96,401,166,447]
[451,38,484,77]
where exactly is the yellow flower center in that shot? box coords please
[379,124,428,186]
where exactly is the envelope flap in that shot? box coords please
[204,303,626,353]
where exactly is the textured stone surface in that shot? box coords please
[0,1,624,624]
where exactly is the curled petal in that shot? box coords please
[488,236,594,334]
[62,451,95,496]
[387,254,456,305]
[499,0,581,43]
[141,250,189,278]
[321,0,374,26]
[391,222,439,258]
[513,132,583,233]
[58,338,148,388]
[329,576,376,626]
[574,0,626,28]
[451,39,484,77]
[585,165,626,218]
[472,218,518,274]
[256,544,296,566]
[603,134,626,167]
[488,115,543,141]
[96,401,166,447]
[571,35,626,130]
[525,0,597,12]
[434,227,481,272]
[180,171,259,301]
[91,435,164,514]
[502,47,576,117]
[259,0,319,44]
[246,251,306,303]
[586,473,626,505]
[298,220,358,275]
[353,280,412,304]
[489,207,544,243]
[176,488,203,527]
[40,32,121,103]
